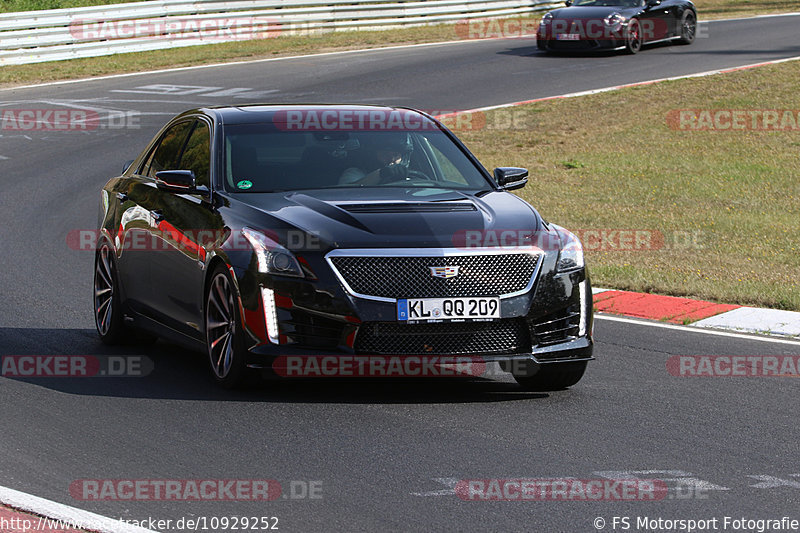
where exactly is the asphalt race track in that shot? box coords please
[1,14,800,532]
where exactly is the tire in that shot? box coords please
[94,241,127,345]
[677,10,696,44]
[625,19,642,54]
[513,361,588,391]
[205,265,249,389]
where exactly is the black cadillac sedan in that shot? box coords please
[94,105,593,389]
[537,0,697,53]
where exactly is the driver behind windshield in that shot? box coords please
[339,132,414,186]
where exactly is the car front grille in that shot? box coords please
[328,252,540,299]
[354,319,531,355]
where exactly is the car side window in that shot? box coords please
[143,121,193,179]
[178,121,211,188]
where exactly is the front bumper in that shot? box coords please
[537,22,628,51]
[538,36,626,51]
[240,256,594,374]
[247,338,593,368]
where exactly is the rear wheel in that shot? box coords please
[205,266,249,388]
[677,10,696,44]
[94,241,159,345]
[513,361,588,391]
[625,19,642,54]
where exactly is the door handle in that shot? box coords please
[150,210,165,223]
[116,192,128,202]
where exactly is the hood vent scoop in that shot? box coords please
[339,202,477,214]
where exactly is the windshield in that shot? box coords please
[222,124,492,193]
[571,0,644,6]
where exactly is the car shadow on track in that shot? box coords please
[499,45,620,58]
[497,39,696,58]
[0,328,549,403]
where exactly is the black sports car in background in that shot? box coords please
[537,0,697,53]
[94,105,593,389]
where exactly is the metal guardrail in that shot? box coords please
[0,0,556,66]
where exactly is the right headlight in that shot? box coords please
[551,223,585,272]
[241,227,305,278]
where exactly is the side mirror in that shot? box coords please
[122,159,134,173]
[565,0,573,5]
[647,0,661,6]
[155,170,209,196]
[494,167,529,191]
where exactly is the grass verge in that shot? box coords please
[693,0,800,19]
[0,0,145,12]
[457,60,800,311]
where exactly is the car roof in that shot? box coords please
[189,104,434,126]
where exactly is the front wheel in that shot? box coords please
[625,19,642,54]
[205,266,249,388]
[537,38,549,51]
[513,361,588,391]
[677,10,696,44]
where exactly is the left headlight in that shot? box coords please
[241,227,305,278]
[551,223,585,272]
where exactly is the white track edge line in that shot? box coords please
[709,11,800,22]
[595,314,800,346]
[0,485,157,533]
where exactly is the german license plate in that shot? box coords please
[397,297,500,322]
[557,33,581,40]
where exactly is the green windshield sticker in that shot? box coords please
[236,180,253,189]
